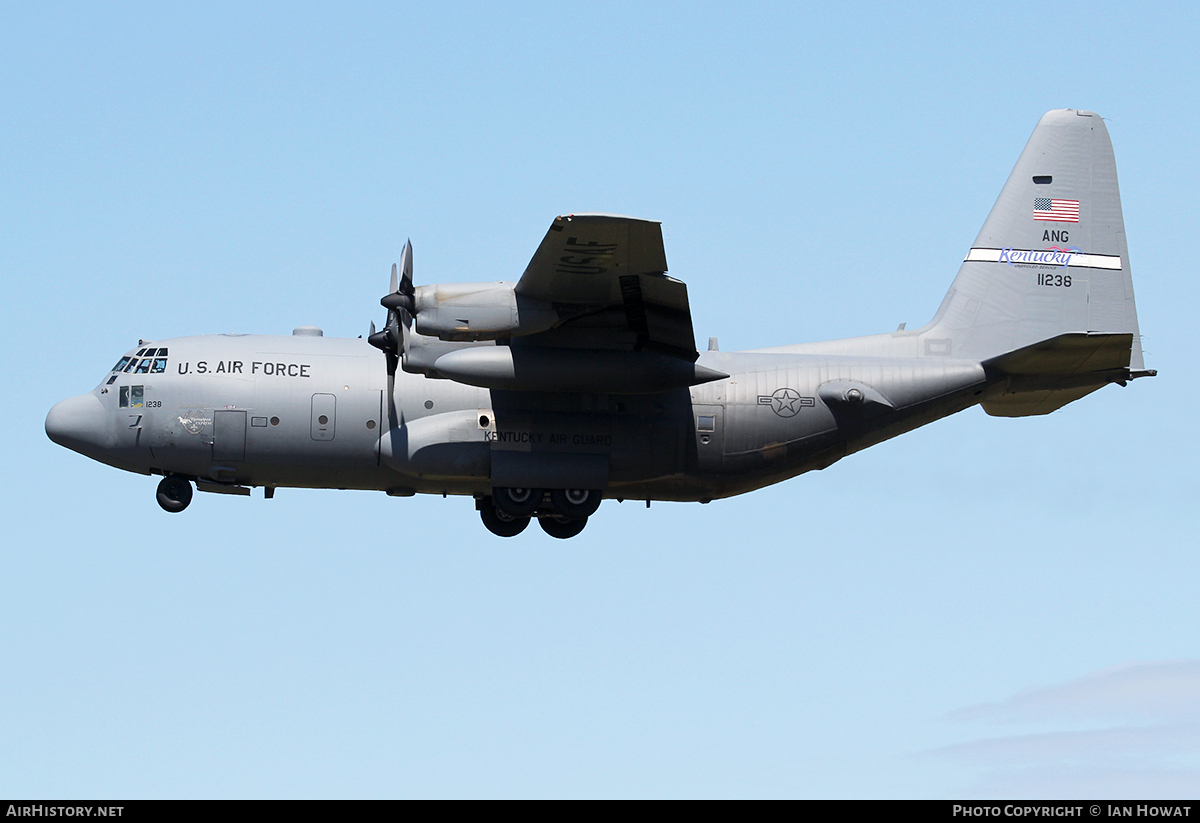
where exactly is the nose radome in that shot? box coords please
[46,393,109,455]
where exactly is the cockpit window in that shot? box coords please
[106,374,119,385]
[113,348,170,380]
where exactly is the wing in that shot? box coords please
[514,214,698,361]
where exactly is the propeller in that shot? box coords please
[368,241,416,431]
[368,240,415,378]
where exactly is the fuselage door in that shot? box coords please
[311,393,336,441]
[212,410,247,461]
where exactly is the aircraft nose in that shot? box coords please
[46,393,109,455]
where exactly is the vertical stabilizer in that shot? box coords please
[925,109,1144,369]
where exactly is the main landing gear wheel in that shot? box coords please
[539,516,587,539]
[493,487,542,518]
[550,488,602,519]
[480,505,530,537]
[156,476,193,513]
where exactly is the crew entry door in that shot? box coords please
[311,393,336,441]
[213,410,247,461]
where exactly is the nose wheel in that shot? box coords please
[156,476,193,513]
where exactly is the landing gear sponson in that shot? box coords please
[478,488,601,538]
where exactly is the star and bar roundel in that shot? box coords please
[757,388,816,418]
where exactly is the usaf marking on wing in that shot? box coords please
[46,109,1155,539]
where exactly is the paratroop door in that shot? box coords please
[311,393,336,441]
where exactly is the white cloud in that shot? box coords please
[947,660,1200,725]
[927,723,1200,765]
[923,660,1200,798]
[964,765,1200,800]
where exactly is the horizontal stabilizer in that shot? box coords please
[985,332,1133,377]
[981,332,1137,417]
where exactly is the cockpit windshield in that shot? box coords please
[108,346,170,382]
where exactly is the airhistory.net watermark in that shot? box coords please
[5,807,123,818]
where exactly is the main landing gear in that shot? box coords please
[479,488,602,539]
[479,504,530,537]
[156,476,193,513]
[538,516,587,539]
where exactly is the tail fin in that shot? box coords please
[926,109,1144,372]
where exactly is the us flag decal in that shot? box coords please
[1034,198,1080,222]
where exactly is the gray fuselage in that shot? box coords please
[51,331,992,503]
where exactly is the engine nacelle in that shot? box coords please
[412,282,559,341]
[432,346,727,394]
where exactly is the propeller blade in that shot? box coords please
[371,246,415,385]
[399,239,413,296]
[375,244,414,428]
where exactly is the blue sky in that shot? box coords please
[3,1,1197,798]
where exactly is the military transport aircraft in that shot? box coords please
[46,109,1154,538]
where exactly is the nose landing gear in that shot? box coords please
[156,476,193,513]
